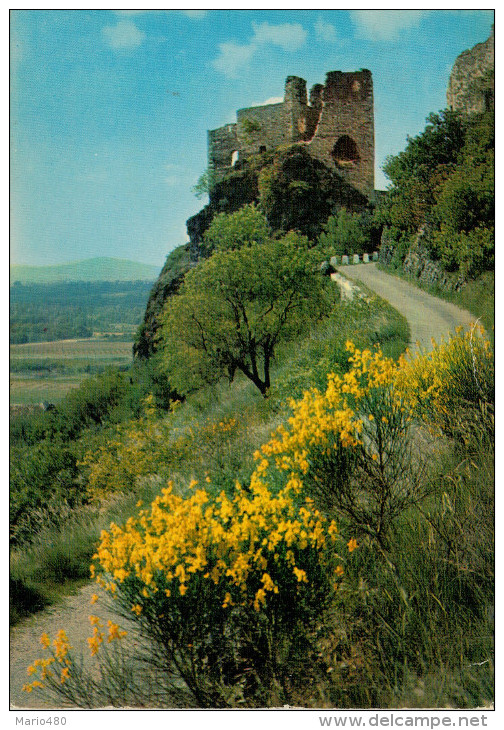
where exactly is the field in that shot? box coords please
[10,338,134,405]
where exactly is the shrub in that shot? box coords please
[24,476,351,707]
[87,476,347,707]
[79,395,172,502]
[396,325,494,447]
[317,209,375,257]
[10,437,84,546]
[256,342,426,546]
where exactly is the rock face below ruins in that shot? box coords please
[447,25,494,115]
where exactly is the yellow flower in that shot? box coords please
[107,621,127,642]
[334,565,344,577]
[87,627,104,656]
[347,538,358,553]
[131,604,142,616]
[40,633,50,649]
[293,567,308,583]
[90,593,99,605]
[60,667,70,684]
[222,592,234,608]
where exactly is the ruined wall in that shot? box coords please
[308,70,374,198]
[236,103,289,158]
[208,69,375,198]
[447,26,494,115]
[208,123,239,184]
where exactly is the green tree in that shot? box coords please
[191,168,215,199]
[317,209,374,256]
[376,108,494,278]
[161,233,333,396]
[201,204,271,256]
[377,111,465,233]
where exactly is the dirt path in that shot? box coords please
[343,263,476,351]
[10,583,124,709]
[10,265,478,709]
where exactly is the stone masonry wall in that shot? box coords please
[208,124,239,184]
[308,70,374,198]
[208,69,375,199]
[236,103,290,158]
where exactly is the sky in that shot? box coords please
[10,8,494,269]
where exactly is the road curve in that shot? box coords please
[343,263,476,352]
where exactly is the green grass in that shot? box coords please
[10,375,85,405]
[445,270,494,334]
[10,338,134,361]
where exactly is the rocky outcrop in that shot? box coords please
[133,244,194,359]
[138,145,372,360]
[447,26,494,115]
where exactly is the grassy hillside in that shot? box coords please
[11,257,160,283]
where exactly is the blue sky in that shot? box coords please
[10,8,494,269]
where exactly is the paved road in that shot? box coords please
[343,263,476,352]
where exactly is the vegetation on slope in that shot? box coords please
[11,97,494,708]
[20,326,493,709]
[376,109,494,279]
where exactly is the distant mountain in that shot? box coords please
[10,257,161,284]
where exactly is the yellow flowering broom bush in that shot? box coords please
[396,325,494,446]
[90,475,346,707]
[255,342,425,546]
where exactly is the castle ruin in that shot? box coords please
[208,69,375,200]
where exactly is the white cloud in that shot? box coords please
[102,19,145,50]
[114,10,207,20]
[213,41,257,76]
[314,18,338,43]
[250,96,283,107]
[350,10,429,41]
[251,21,307,52]
[103,10,207,52]
[213,21,307,77]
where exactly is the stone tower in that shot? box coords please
[208,69,375,199]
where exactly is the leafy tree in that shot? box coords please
[191,168,215,199]
[201,204,271,256]
[161,233,334,396]
[377,111,465,233]
[317,209,375,256]
[377,108,494,278]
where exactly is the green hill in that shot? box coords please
[10,257,160,284]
